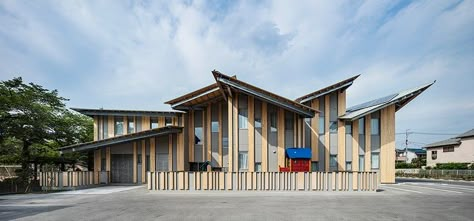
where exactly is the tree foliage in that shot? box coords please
[0,77,93,188]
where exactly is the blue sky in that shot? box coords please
[1,0,473,148]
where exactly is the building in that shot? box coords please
[395,148,426,163]
[60,70,433,184]
[425,129,474,167]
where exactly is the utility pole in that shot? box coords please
[405,129,410,162]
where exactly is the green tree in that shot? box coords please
[0,77,93,189]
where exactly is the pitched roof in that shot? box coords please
[71,108,180,117]
[295,75,360,103]
[212,70,317,118]
[424,138,461,149]
[340,81,435,121]
[164,83,221,109]
[456,129,474,138]
[60,126,182,153]
[395,148,426,154]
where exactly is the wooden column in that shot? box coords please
[133,142,137,183]
[98,116,103,140]
[293,113,297,147]
[123,116,128,135]
[94,149,101,184]
[189,110,195,162]
[168,134,173,170]
[227,96,233,172]
[365,115,371,172]
[150,137,155,172]
[352,120,359,171]
[141,140,146,183]
[106,147,111,171]
[218,103,223,167]
[207,105,212,162]
[277,107,285,168]
[324,95,330,171]
[337,90,346,171]
[381,105,396,183]
[108,116,114,138]
[93,116,98,141]
[177,114,185,171]
[248,96,255,172]
[232,93,239,171]
[261,102,268,172]
[311,99,319,161]
[159,117,165,127]
[142,116,150,131]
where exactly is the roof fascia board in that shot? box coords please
[217,77,314,118]
[299,81,353,103]
[170,87,221,109]
[73,110,179,118]
[60,128,182,153]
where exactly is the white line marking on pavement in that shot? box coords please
[382,186,424,194]
[419,184,474,192]
[406,184,463,194]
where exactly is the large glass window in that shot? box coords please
[330,155,337,169]
[371,118,380,135]
[238,151,248,170]
[304,118,311,147]
[150,117,159,129]
[359,155,365,171]
[255,162,262,172]
[127,117,135,134]
[114,117,124,136]
[371,153,380,169]
[238,109,248,129]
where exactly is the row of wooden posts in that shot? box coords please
[147,171,379,191]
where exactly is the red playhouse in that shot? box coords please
[279,148,312,172]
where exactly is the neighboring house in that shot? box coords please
[395,148,426,163]
[425,129,474,167]
[60,70,433,184]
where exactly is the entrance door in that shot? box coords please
[111,154,133,183]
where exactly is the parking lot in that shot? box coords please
[0,179,473,221]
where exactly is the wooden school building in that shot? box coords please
[60,70,433,185]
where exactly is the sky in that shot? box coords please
[1,0,473,148]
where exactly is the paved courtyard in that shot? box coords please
[0,179,473,221]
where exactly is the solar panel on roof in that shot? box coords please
[346,93,398,112]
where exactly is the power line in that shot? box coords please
[395,131,458,136]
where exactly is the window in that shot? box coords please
[101,148,106,171]
[238,151,248,170]
[443,146,454,152]
[127,117,135,134]
[165,117,172,126]
[150,117,159,129]
[211,121,219,132]
[255,162,262,172]
[305,118,311,147]
[358,118,365,134]
[371,153,380,169]
[311,162,319,171]
[255,117,262,128]
[330,155,337,168]
[114,117,124,136]
[359,155,365,171]
[370,118,379,135]
[195,127,203,145]
[329,121,338,133]
[319,116,325,134]
[223,137,228,148]
[238,109,248,129]
[270,110,277,132]
[346,162,352,171]
[432,151,437,160]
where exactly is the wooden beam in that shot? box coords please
[337,90,346,171]
[150,137,155,172]
[233,93,239,171]
[325,95,330,171]
[93,116,98,141]
[311,99,319,161]
[177,114,184,171]
[108,116,114,138]
[261,102,268,172]
[207,105,212,162]
[248,96,255,172]
[277,107,285,168]
[227,96,233,172]
[218,102,223,167]
[381,105,396,183]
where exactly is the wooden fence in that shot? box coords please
[147,171,379,191]
[38,171,109,190]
